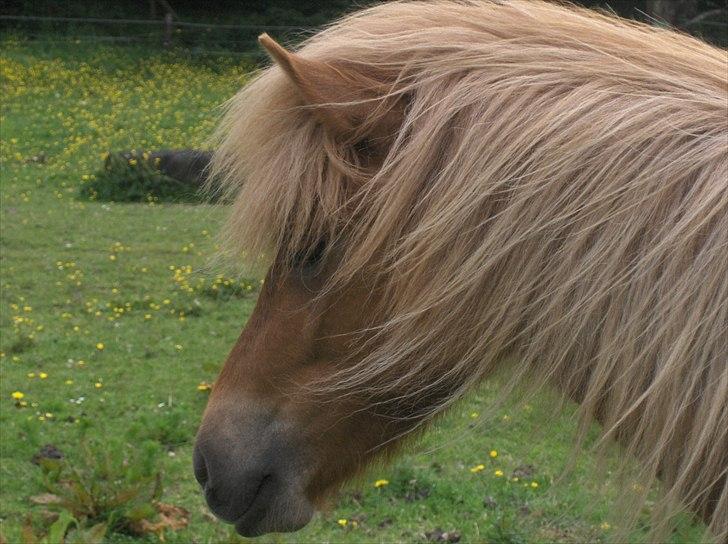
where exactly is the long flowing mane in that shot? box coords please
[211,0,728,538]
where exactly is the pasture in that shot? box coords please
[0,39,707,543]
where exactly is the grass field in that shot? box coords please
[0,38,708,543]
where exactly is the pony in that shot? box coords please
[193,0,728,540]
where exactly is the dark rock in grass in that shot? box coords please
[109,149,212,188]
[24,153,46,164]
[404,479,431,502]
[483,495,497,509]
[156,149,212,187]
[511,464,535,479]
[81,149,217,203]
[425,528,461,542]
[39,509,60,523]
[378,517,394,529]
[31,444,64,465]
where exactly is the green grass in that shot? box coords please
[0,39,708,543]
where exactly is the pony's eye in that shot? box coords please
[291,238,327,268]
[353,137,373,157]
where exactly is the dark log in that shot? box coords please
[106,149,213,188]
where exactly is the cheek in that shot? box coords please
[300,409,384,502]
[286,395,413,503]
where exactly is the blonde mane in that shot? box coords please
[212,0,728,538]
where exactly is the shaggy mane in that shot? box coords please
[211,0,727,539]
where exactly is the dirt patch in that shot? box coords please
[425,528,462,542]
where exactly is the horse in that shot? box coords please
[193,1,728,539]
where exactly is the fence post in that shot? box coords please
[163,12,173,47]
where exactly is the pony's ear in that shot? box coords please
[258,33,390,138]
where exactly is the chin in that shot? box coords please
[233,496,314,537]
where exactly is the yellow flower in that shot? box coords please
[530,481,539,488]
[470,411,479,419]
[109,254,116,261]
[470,464,485,473]
[27,372,35,378]
[96,342,104,350]
[374,479,389,488]
[94,382,103,389]
[494,469,504,477]
[39,372,48,379]
[65,379,73,385]
[600,522,611,530]
[489,449,498,458]
[197,382,212,392]
[337,519,348,527]
[11,391,25,400]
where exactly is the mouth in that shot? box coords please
[232,478,314,537]
[194,445,314,536]
[228,474,274,536]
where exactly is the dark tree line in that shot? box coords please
[2,0,726,48]
[4,0,726,26]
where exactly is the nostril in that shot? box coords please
[192,446,208,486]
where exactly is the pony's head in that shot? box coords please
[193,0,728,538]
[193,27,426,537]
